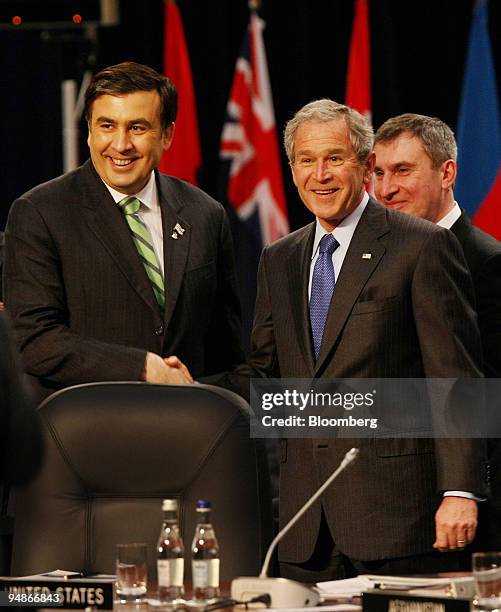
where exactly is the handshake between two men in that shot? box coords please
[142,353,194,385]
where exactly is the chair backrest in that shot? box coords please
[11,382,272,580]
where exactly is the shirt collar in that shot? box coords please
[102,171,158,211]
[436,201,462,229]
[311,191,369,259]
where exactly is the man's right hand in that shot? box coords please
[142,352,192,384]
[163,355,194,383]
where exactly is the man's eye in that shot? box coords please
[374,170,383,177]
[131,125,146,132]
[100,123,113,130]
[299,158,312,165]
[397,167,409,173]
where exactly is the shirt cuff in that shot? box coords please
[443,490,485,502]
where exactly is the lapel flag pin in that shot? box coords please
[362,253,372,259]
[171,232,179,240]
[174,223,185,235]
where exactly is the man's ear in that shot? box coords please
[162,123,175,151]
[290,161,299,188]
[441,159,457,190]
[364,152,375,183]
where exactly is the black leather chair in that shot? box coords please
[11,382,272,579]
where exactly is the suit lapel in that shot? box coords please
[315,199,388,373]
[81,162,161,316]
[156,174,191,329]
[450,210,472,246]
[287,224,316,374]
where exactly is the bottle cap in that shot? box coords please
[196,500,211,509]
[162,498,179,511]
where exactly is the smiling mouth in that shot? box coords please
[312,188,339,195]
[109,157,135,167]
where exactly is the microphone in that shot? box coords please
[231,447,359,608]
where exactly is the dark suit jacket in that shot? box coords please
[222,198,487,563]
[0,312,43,487]
[451,211,501,549]
[0,230,4,301]
[450,211,501,378]
[3,160,243,402]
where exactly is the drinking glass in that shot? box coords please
[473,552,501,612]
[116,543,148,602]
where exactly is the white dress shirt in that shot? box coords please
[437,202,462,230]
[308,192,369,299]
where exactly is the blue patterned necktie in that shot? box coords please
[310,233,340,359]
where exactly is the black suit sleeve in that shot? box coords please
[4,197,147,388]
[0,230,4,301]
[476,251,501,377]
[204,246,278,401]
[202,210,245,373]
[412,228,487,496]
[0,313,43,486]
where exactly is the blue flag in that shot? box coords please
[456,0,501,238]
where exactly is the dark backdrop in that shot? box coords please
[1,0,501,232]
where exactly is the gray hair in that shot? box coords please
[374,113,457,168]
[284,99,374,164]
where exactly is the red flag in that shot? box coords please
[220,11,288,246]
[159,0,201,185]
[345,0,371,119]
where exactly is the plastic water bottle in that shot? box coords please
[191,500,220,602]
[157,498,185,602]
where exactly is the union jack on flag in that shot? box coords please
[220,10,288,247]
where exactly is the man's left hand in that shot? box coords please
[433,496,477,551]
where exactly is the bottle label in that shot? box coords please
[192,559,220,588]
[157,558,184,587]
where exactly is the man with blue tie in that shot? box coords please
[197,99,487,579]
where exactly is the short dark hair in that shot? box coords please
[84,61,178,129]
[374,113,457,168]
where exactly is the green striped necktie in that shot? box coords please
[118,196,165,309]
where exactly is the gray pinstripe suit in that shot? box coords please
[4,160,243,402]
[223,197,487,564]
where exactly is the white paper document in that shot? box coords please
[317,574,474,599]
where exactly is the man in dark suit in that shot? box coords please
[184,99,487,579]
[3,62,242,402]
[374,113,501,551]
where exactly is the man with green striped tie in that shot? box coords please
[4,62,244,402]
